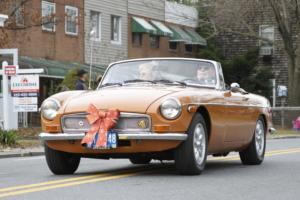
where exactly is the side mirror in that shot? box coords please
[230,83,240,92]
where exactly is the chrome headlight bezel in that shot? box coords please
[160,98,182,120]
[41,98,61,120]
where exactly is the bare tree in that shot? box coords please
[189,0,300,105]
[266,0,300,106]
[0,0,57,48]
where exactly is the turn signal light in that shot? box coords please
[153,125,170,132]
[45,125,60,133]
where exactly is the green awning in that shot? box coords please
[150,20,173,37]
[132,17,158,35]
[184,29,207,46]
[18,56,107,79]
[168,25,192,42]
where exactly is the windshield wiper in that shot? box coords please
[123,79,155,84]
[154,79,187,86]
[100,82,122,88]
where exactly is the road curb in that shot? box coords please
[0,151,44,159]
[268,135,300,140]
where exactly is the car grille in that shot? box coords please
[61,113,151,133]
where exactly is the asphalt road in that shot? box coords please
[0,138,299,200]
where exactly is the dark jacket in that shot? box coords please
[75,79,87,90]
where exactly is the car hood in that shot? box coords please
[63,86,183,114]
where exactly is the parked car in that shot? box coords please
[39,58,273,175]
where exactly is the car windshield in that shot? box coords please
[99,60,217,88]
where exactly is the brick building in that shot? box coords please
[128,1,206,59]
[0,0,103,126]
[1,0,206,127]
[215,1,290,106]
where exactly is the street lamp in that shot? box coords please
[88,28,96,90]
[0,14,8,27]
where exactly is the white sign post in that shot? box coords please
[0,49,44,130]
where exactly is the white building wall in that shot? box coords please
[128,0,165,20]
[165,1,198,28]
[84,0,128,66]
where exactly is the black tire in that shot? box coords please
[129,155,152,164]
[44,144,81,175]
[239,116,266,165]
[175,113,208,175]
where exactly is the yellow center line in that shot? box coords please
[0,147,299,198]
[0,166,164,193]
[209,147,300,161]
[0,173,111,193]
[0,169,160,198]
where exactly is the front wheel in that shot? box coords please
[45,144,81,175]
[175,113,208,175]
[239,117,266,165]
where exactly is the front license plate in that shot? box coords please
[106,131,118,149]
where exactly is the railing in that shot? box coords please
[272,107,300,129]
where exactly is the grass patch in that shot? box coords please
[273,129,300,135]
[0,130,19,147]
[269,129,300,139]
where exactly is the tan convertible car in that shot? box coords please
[39,58,273,175]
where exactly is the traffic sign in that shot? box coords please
[4,65,17,76]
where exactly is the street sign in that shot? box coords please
[11,75,40,112]
[4,65,17,76]
[277,85,287,97]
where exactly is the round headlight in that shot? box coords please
[41,99,60,120]
[160,98,182,120]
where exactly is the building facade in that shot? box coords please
[215,1,289,105]
[2,0,85,63]
[1,0,206,127]
[84,0,128,67]
[127,1,206,59]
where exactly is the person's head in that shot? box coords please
[139,62,154,80]
[196,65,216,81]
[196,65,208,80]
[78,69,88,81]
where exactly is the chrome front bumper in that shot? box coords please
[39,132,188,141]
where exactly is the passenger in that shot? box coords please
[139,62,154,80]
[196,65,216,85]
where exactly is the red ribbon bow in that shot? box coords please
[81,104,120,149]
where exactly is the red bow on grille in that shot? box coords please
[81,104,120,149]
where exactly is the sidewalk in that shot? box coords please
[0,146,44,159]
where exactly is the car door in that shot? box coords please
[223,91,252,142]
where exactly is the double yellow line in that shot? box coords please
[0,166,165,198]
[0,147,300,198]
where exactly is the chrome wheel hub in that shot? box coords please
[255,120,265,156]
[193,123,206,165]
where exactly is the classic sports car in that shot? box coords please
[39,58,273,175]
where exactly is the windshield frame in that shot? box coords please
[97,58,222,90]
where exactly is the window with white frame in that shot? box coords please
[111,15,121,44]
[41,1,56,31]
[259,25,274,48]
[90,11,101,41]
[65,6,78,35]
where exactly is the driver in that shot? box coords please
[196,65,216,85]
[139,62,154,80]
